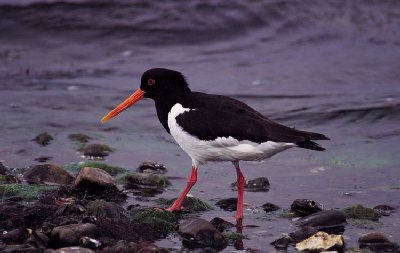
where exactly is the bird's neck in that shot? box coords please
[154,91,189,133]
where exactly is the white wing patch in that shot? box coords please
[168,103,295,166]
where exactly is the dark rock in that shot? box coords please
[74,167,116,190]
[191,248,218,253]
[271,236,291,249]
[231,177,270,192]
[289,226,318,243]
[359,232,390,244]
[1,244,38,252]
[34,132,54,146]
[0,201,24,230]
[295,210,346,230]
[85,200,126,219]
[82,143,113,158]
[50,223,100,247]
[0,161,8,175]
[210,217,235,232]
[68,133,92,143]
[359,232,399,252]
[24,163,74,185]
[1,228,29,244]
[215,197,237,211]
[79,237,102,249]
[261,202,281,213]
[45,246,95,253]
[101,240,138,253]
[0,174,20,184]
[179,217,227,249]
[342,204,381,221]
[291,199,323,216]
[34,156,53,163]
[137,161,167,174]
[373,204,396,216]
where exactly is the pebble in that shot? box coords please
[291,199,323,216]
[295,210,346,229]
[50,223,100,247]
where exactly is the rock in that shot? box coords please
[261,202,281,213]
[179,217,226,249]
[137,161,167,174]
[85,200,126,219]
[79,237,101,249]
[82,143,113,158]
[0,184,57,200]
[45,246,95,253]
[74,167,116,190]
[1,228,29,244]
[295,231,344,251]
[359,232,390,244]
[210,217,235,232]
[231,177,270,192]
[215,197,237,211]
[289,226,318,243]
[295,210,346,230]
[68,133,92,143]
[0,161,8,175]
[290,199,323,216]
[342,204,381,221]
[359,232,399,252]
[0,174,20,184]
[50,223,100,247]
[270,236,291,249]
[158,196,212,212]
[23,164,74,185]
[120,172,170,189]
[373,204,396,216]
[34,132,54,146]
[129,206,177,235]
[101,240,138,253]
[34,156,53,162]
[63,161,126,176]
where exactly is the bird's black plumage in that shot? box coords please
[140,68,329,151]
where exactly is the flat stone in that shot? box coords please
[295,231,344,251]
[289,226,318,243]
[50,223,100,247]
[74,167,116,190]
[179,217,226,249]
[24,163,74,185]
[295,210,346,229]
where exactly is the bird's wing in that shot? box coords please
[177,93,327,144]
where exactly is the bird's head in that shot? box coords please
[101,68,190,123]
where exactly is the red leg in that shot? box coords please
[235,164,245,224]
[167,165,197,212]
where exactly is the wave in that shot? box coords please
[0,0,399,45]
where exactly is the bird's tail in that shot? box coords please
[296,131,330,151]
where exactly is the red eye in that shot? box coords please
[148,79,156,85]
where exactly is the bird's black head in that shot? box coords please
[140,68,191,100]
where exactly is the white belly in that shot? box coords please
[167,103,295,166]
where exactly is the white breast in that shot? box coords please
[167,103,295,167]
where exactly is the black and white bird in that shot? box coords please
[102,68,329,224]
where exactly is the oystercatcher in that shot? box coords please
[102,68,329,223]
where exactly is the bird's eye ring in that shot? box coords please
[148,79,156,85]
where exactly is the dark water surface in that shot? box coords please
[1,0,400,251]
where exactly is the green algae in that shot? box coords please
[63,161,127,176]
[0,184,57,200]
[342,205,381,221]
[129,207,177,235]
[157,196,213,212]
[119,172,170,188]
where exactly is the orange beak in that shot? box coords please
[101,88,145,123]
